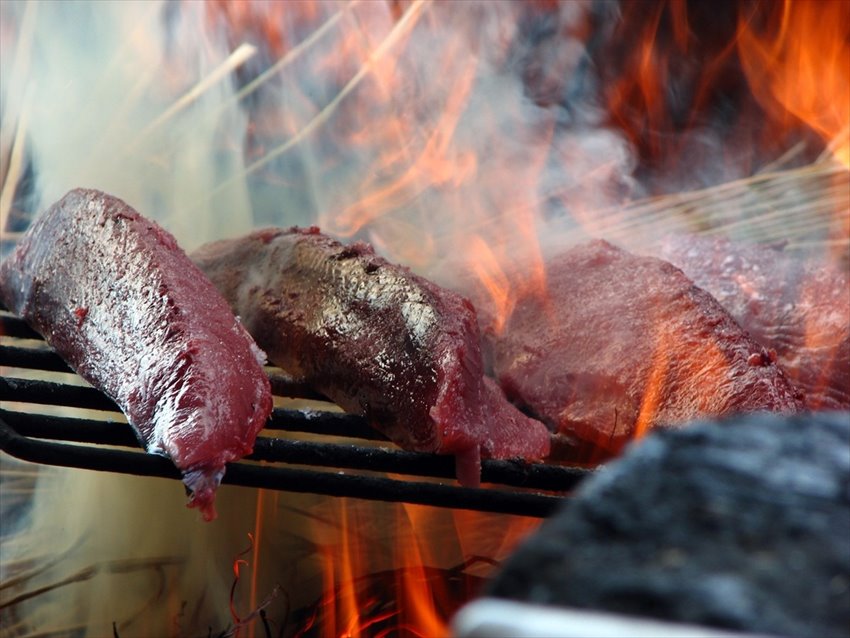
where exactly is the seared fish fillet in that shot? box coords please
[0,189,273,520]
[193,227,551,485]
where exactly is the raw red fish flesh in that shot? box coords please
[192,227,551,485]
[0,189,273,520]
[657,234,850,410]
[466,239,804,462]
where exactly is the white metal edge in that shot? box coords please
[451,599,779,638]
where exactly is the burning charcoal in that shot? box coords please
[0,189,273,520]
[657,234,850,410]
[485,411,850,638]
[191,227,551,486]
[469,239,803,463]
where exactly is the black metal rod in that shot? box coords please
[224,464,564,518]
[0,410,589,491]
[0,343,328,400]
[251,437,588,491]
[0,377,384,437]
[0,416,564,517]
[0,410,142,447]
[0,343,383,436]
[1,376,121,412]
[0,313,42,340]
[0,363,589,489]
[267,407,386,440]
[267,373,326,401]
[1,344,74,372]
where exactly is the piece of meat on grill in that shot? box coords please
[192,227,551,485]
[0,189,273,521]
[657,234,850,410]
[466,239,804,463]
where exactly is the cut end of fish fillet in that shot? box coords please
[183,466,226,521]
[455,446,482,488]
[480,378,552,461]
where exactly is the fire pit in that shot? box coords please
[1,0,848,636]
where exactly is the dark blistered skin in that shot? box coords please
[0,189,273,520]
[482,240,803,462]
[658,235,850,410]
[192,227,550,482]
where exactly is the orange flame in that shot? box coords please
[466,235,515,336]
[326,45,480,239]
[737,0,850,168]
[465,230,552,337]
[298,499,540,637]
[632,309,749,445]
[633,335,670,442]
[601,0,848,178]
[229,533,255,634]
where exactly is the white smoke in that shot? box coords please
[0,0,254,250]
[0,1,265,634]
[0,1,638,635]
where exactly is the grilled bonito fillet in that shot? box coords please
[192,227,551,485]
[466,239,804,462]
[0,189,273,520]
[657,234,850,410]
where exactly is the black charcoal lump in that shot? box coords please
[486,412,850,638]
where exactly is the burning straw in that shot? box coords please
[198,0,431,210]
[558,155,850,257]
[444,153,850,272]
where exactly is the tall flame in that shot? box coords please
[296,499,540,637]
[737,0,850,168]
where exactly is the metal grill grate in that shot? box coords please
[0,310,588,517]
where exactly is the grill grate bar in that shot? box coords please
[0,416,563,517]
[0,339,328,402]
[1,312,41,339]
[1,344,74,373]
[1,409,586,490]
[2,308,587,515]
[0,376,386,439]
[2,375,120,412]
